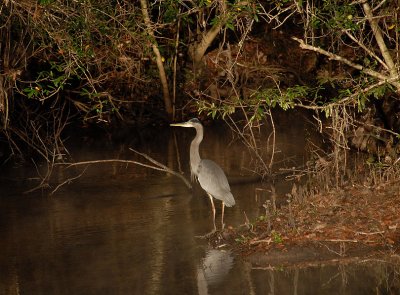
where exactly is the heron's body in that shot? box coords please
[171,118,235,230]
[196,159,235,207]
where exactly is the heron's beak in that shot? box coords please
[170,122,191,127]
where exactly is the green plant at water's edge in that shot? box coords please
[271,231,283,244]
[235,235,250,244]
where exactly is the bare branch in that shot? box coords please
[343,30,388,70]
[50,166,88,195]
[292,37,400,91]
[129,148,192,189]
[362,1,398,79]
[59,157,192,189]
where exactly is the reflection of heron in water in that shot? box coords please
[197,249,234,294]
[171,118,235,231]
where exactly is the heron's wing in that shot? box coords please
[197,159,235,206]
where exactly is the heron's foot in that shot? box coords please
[195,228,217,239]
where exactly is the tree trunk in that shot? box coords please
[362,1,400,92]
[139,0,173,119]
[192,22,225,66]
[190,0,228,69]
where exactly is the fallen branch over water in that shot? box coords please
[54,148,192,194]
[51,166,88,195]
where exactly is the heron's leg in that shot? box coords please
[207,193,216,231]
[221,202,225,229]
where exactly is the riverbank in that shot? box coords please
[222,179,400,266]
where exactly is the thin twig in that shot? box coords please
[322,239,359,243]
[267,110,276,169]
[249,238,272,245]
[355,231,385,236]
[50,166,88,195]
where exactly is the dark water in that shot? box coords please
[1,116,399,294]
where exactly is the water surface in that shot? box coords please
[1,116,399,294]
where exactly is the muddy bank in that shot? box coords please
[217,179,400,267]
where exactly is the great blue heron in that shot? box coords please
[171,118,235,231]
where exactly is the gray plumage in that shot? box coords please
[171,118,235,230]
[197,159,235,207]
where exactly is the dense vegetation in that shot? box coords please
[1,0,399,179]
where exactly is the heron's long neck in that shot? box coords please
[190,125,203,177]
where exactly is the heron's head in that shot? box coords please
[170,118,202,128]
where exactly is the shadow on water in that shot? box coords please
[1,113,399,294]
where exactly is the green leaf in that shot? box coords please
[225,21,235,31]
